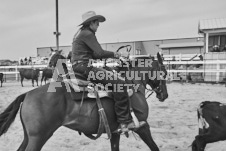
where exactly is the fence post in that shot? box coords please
[4,67,6,82]
[216,60,220,82]
[16,66,18,81]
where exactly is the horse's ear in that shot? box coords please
[50,47,54,52]
[55,50,63,54]
[157,52,163,65]
[148,54,152,58]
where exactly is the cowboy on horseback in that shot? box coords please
[71,11,145,133]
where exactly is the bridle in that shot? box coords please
[145,61,165,99]
[115,45,166,99]
[49,53,71,79]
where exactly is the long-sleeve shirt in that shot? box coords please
[71,28,115,63]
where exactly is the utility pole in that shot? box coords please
[53,0,60,51]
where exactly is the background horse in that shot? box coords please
[40,48,63,86]
[40,68,53,85]
[19,68,40,87]
[0,73,3,87]
[0,51,168,151]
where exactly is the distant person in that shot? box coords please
[20,59,24,65]
[24,57,28,65]
[222,44,226,52]
[172,56,176,69]
[171,56,177,81]
[212,45,220,52]
[198,54,203,61]
[161,53,164,61]
[28,57,32,65]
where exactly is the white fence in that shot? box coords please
[0,60,226,82]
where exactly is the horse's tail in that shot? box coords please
[0,93,27,136]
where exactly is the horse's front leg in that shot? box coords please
[110,133,120,151]
[135,123,159,151]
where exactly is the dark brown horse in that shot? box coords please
[0,51,168,151]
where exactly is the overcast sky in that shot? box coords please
[1,0,226,60]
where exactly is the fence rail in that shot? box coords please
[0,60,226,82]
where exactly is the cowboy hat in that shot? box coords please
[79,11,106,26]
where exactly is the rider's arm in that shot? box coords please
[83,33,119,59]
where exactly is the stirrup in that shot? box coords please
[127,89,133,97]
[112,125,129,138]
[127,121,146,130]
[113,121,146,134]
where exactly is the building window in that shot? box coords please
[220,35,226,51]
[209,35,226,52]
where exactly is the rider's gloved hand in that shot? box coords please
[114,52,121,59]
[121,52,129,58]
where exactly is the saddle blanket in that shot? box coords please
[63,79,113,101]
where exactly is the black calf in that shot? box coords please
[192,101,226,151]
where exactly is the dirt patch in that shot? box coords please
[0,81,226,151]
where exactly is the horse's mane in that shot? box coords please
[49,52,66,67]
[129,56,157,70]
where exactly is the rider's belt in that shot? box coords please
[72,60,87,66]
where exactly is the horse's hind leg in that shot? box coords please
[17,111,28,151]
[135,123,159,151]
[25,134,52,151]
[110,133,120,151]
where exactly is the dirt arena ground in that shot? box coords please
[0,81,225,151]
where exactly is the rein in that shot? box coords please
[122,59,156,99]
[137,61,164,99]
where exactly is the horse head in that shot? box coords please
[147,52,168,102]
[48,50,70,80]
[119,52,168,102]
[48,50,65,68]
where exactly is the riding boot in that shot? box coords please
[113,86,146,133]
[113,86,132,124]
